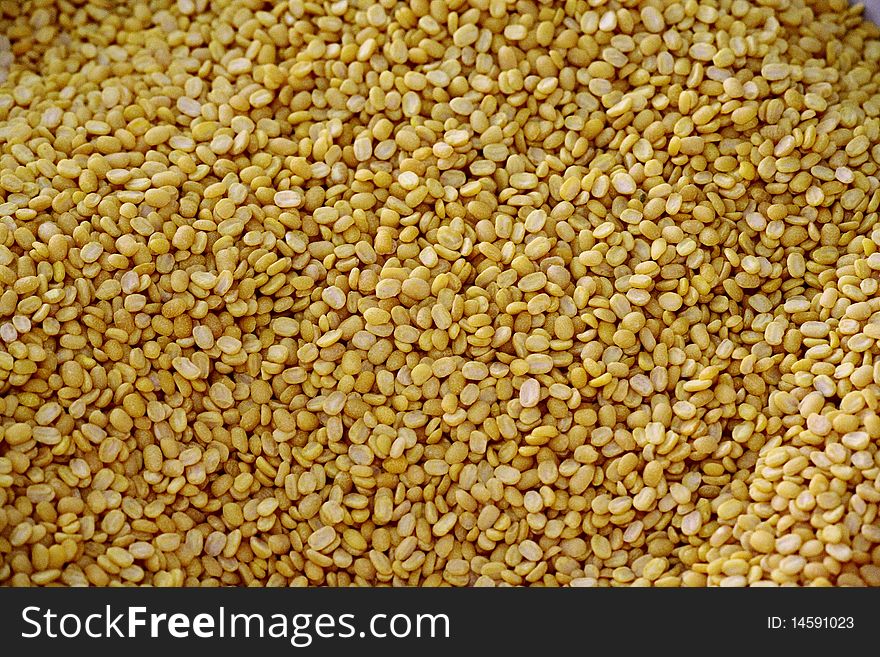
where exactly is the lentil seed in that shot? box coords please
[0,0,878,591]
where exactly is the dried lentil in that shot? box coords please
[0,0,879,589]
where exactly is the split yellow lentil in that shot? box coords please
[0,0,879,587]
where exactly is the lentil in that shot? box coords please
[0,0,879,589]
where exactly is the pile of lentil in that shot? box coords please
[1,0,880,588]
